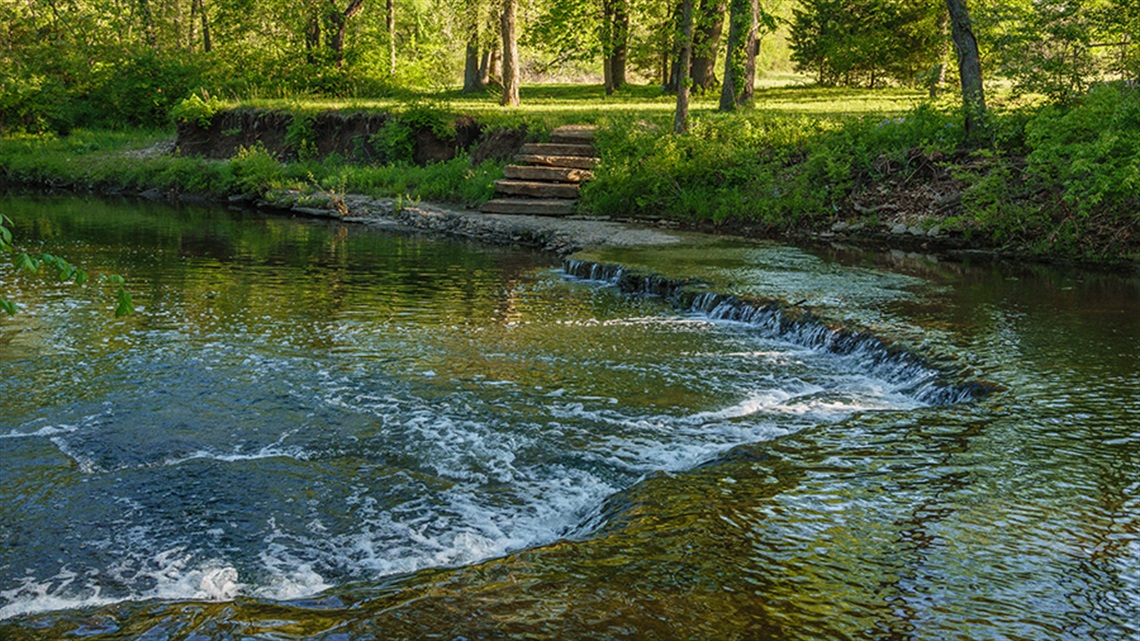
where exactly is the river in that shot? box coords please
[1,195,1137,639]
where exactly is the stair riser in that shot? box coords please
[494,180,580,199]
[481,199,576,216]
[504,166,593,183]
[519,143,597,158]
[514,154,599,170]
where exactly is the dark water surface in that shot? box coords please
[1,196,1137,639]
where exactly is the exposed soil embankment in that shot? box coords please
[176,109,526,165]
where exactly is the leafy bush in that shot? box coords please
[229,144,286,194]
[1024,83,1140,219]
[171,92,225,128]
[584,104,962,230]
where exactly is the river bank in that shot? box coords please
[2,86,1138,271]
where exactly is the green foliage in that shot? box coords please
[986,0,1099,103]
[372,119,417,163]
[790,0,944,88]
[229,144,287,194]
[584,104,962,228]
[938,85,1140,257]
[171,92,225,128]
[371,102,456,163]
[285,111,319,160]
[1024,84,1140,219]
[0,213,132,316]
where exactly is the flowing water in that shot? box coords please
[0,195,1137,640]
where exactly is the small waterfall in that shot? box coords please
[564,259,993,406]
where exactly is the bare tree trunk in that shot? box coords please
[719,0,757,110]
[945,0,986,139]
[387,0,396,75]
[675,0,694,133]
[690,0,727,92]
[501,0,520,106]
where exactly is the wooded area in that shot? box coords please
[1,0,1137,132]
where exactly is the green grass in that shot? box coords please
[236,81,930,129]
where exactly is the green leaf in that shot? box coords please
[0,298,16,315]
[15,253,40,272]
[114,288,134,318]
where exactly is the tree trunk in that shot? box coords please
[675,0,694,133]
[305,10,321,65]
[200,0,212,52]
[480,48,494,85]
[690,0,727,92]
[945,0,986,139]
[387,0,396,75]
[326,0,365,69]
[933,7,949,96]
[603,0,615,94]
[719,0,758,111]
[665,0,685,92]
[612,0,629,89]
[464,38,482,92]
[462,0,483,92]
[501,0,520,106]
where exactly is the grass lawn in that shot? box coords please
[235,79,931,128]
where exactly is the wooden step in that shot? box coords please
[514,154,599,169]
[519,142,597,158]
[551,125,597,145]
[494,179,580,199]
[481,198,576,216]
[504,165,593,183]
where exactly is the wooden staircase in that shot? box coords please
[481,125,597,216]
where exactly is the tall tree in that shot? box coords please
[690,0,728,91]
[501,0,520,106]
[719,0,761,110]
[463,0,483,91]
[675,0,695,132]
[602,0,631,94]
[945,0,985,139]
[326,0,366,68]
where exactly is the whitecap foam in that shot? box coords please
[0,553,244,621]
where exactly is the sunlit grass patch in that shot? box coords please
[238,82,930,126]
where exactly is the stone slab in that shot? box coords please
[481,198,577,216]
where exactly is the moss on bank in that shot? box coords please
[1,84,1137,265]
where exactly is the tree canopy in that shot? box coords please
[0,0,1137,134]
